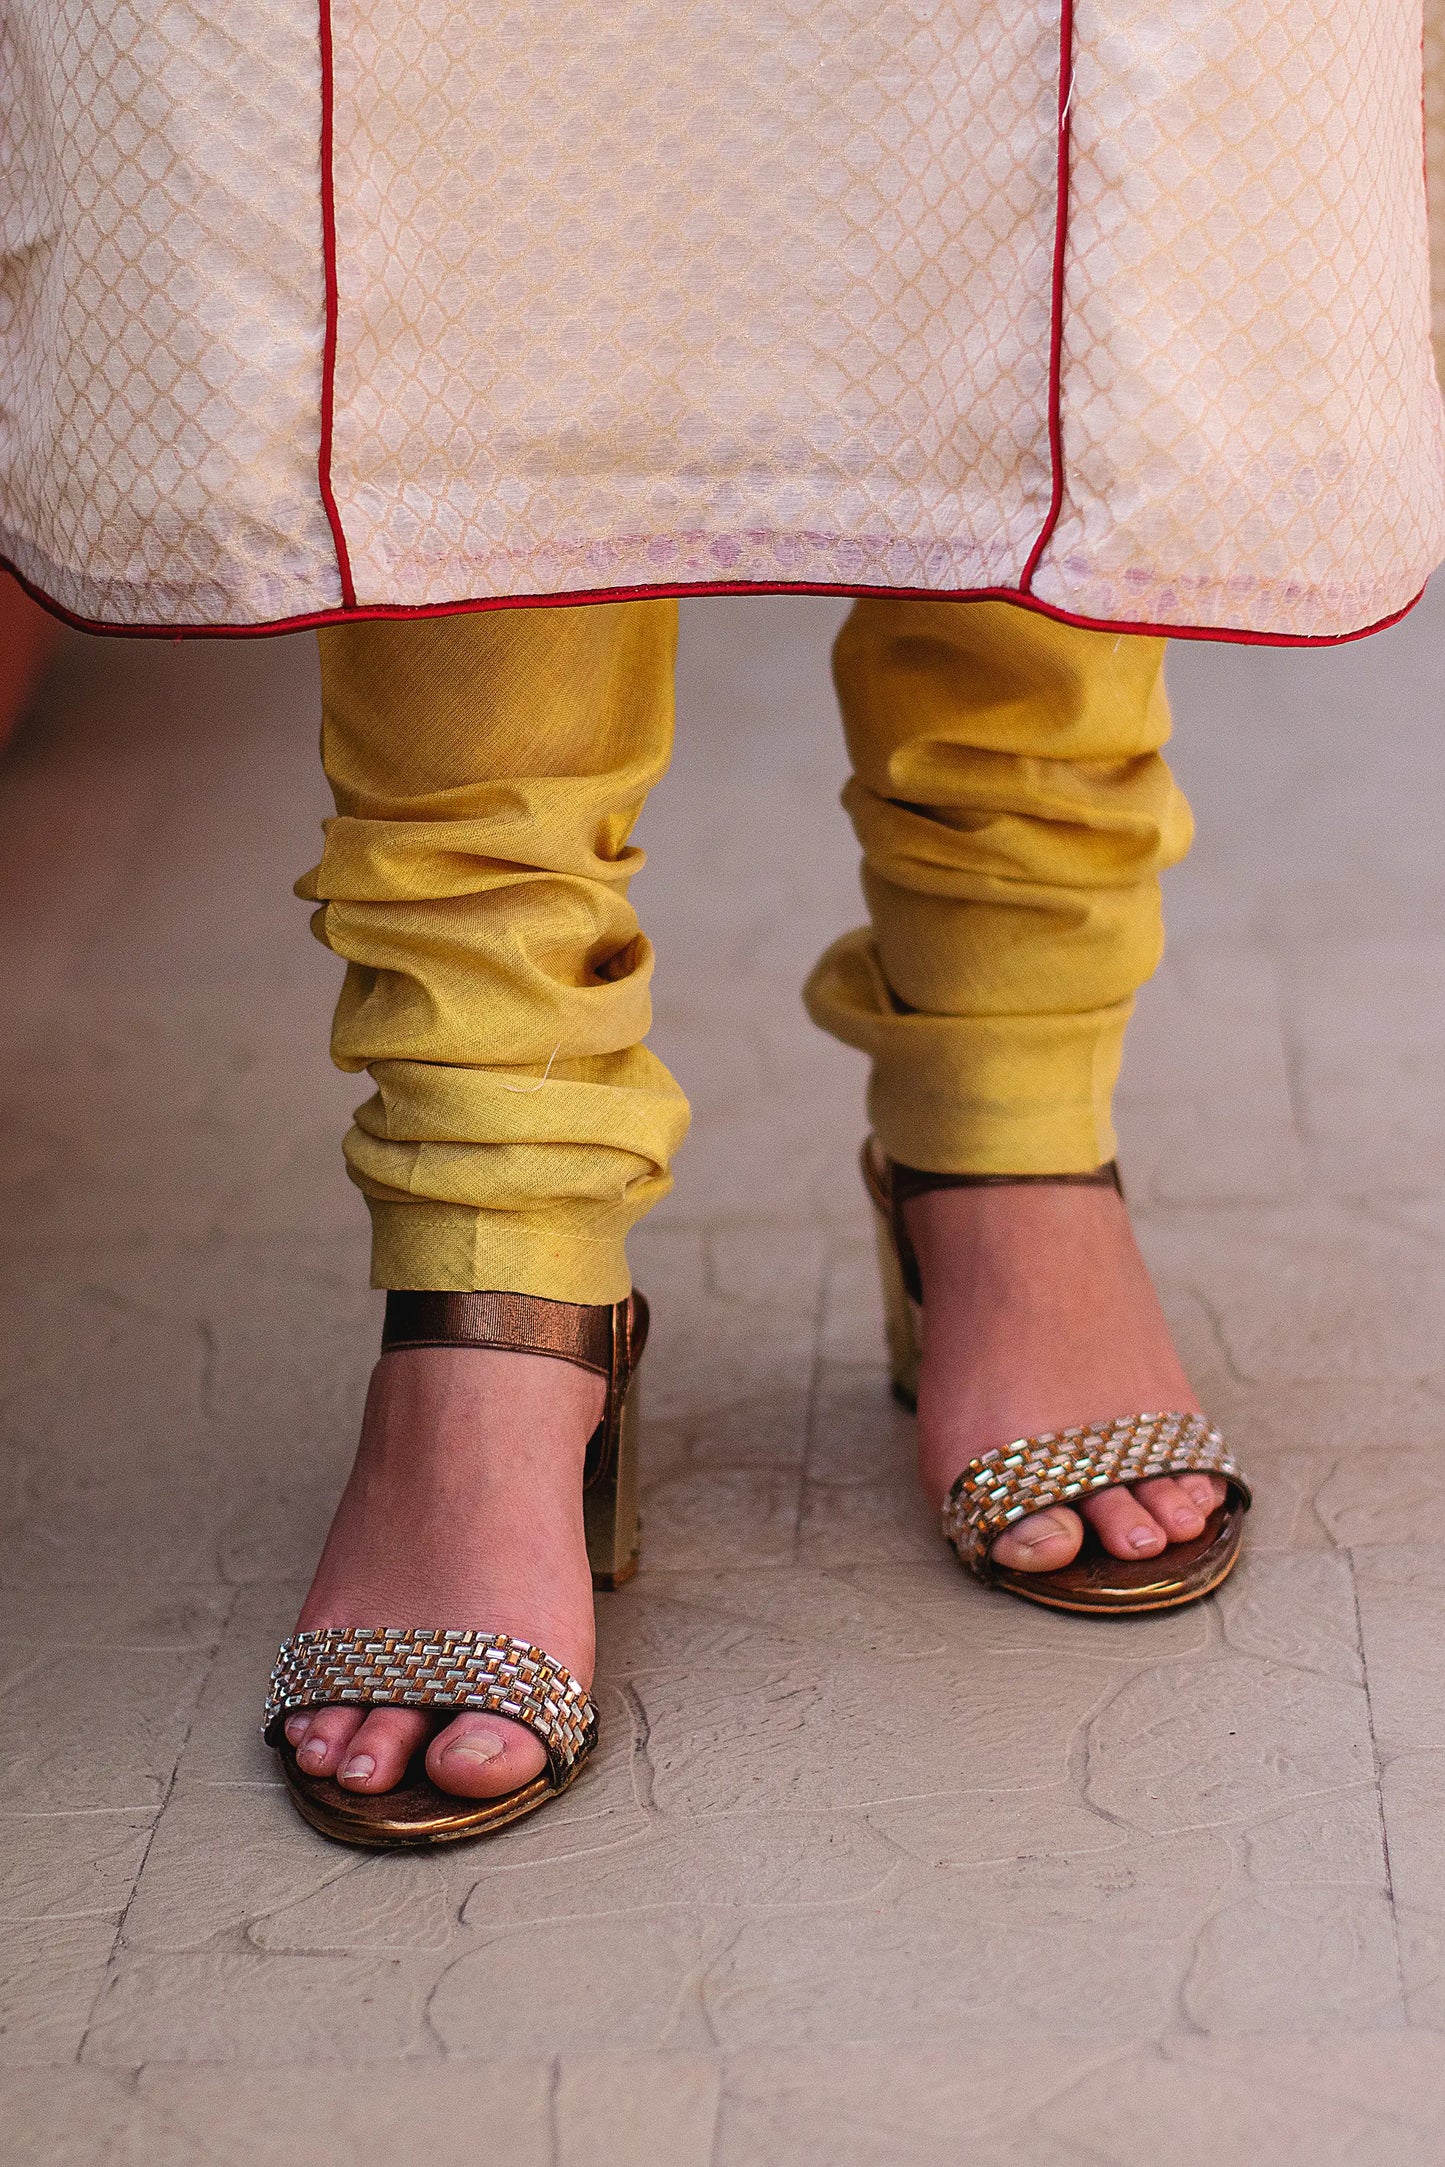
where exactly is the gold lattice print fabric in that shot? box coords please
[942,1412,1250,1580]
[1033,0,1445,636]
[0,0,339,625]
[264,1628,598,1778]
[2,0,1444,633]
[328,0,1061,607]
[1426,0,1445,384]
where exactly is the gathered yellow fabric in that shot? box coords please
[803,598,1192,1175]
[303,602,689,1303]
[305,596,1191,1301]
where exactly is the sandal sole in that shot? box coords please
[985,1499,1246,1614]
[278,1742,589,1849]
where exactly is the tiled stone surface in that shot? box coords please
[1116,945,1308,1207]
[0,1588,227,1815]
[116,2066,556,2167]
[0,2069,134,2164]
[0,1920,127,2065]
[83,1951,445,2066]
[2,588,1444,2152]
[0,1812,155,1925]
[715,2035,1445,2164]
[1285,942,1445,1194]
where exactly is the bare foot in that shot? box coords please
[280,1346,603,1799]
[905,1180,1224,1571]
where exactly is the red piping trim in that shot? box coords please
[6,0,1433,661]
[1020,0,1076,592]
[10,0,1406,657]
[315,0,355,609]
[1,552,1424,650]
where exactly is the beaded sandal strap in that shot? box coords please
[942,1412,1250,1582]
[263,1628,598,1781]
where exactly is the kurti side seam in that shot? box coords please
[1019,0,1076,594]
[317,0,357,609]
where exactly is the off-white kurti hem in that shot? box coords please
[4,0,1445,640]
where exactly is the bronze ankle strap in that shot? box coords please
[862,1141,1123,1307]
[381,1289,650,1506]
[887,1159,1122,1207]
[382,1290,619,1378]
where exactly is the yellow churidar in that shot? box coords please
[301,596,1191,1302]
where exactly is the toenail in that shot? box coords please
[1016,1520,1062,1549]
[1128,1527,1161,1551]
[340,1754,375,1781]
[297,1738,329,1770]
[285,1716,309,1746]
[445,1733,504,1763]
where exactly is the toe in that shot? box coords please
[1176,1472,1227,1517]
[989,1504,1085,1573]
[427,1712,547,1800]
[336,1707,432,1791]
[1132,1475,1209,1543]
[1080,1484,1169,1559]
[289,1706,365,1778]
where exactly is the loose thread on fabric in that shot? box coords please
[502,1044,562,1094]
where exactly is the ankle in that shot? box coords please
[905,1176,1131,1284]
[363,1345,605,1472]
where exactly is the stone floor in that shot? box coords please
[3,587,1445,2164]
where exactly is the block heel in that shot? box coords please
[586,1306,645,1590]
[871,1193,921,1412]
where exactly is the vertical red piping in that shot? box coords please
[317,0,356,608]
[1020,0,1077,592]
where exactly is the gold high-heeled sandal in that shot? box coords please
[263,1288,647,1847]
[862,1140,1251,1614]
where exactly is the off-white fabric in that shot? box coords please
[0,0,339,623]
[330,0,1062,608]
[1038,0,1445,633]
[1427,0,1445,382]
[3,0,1444,636]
